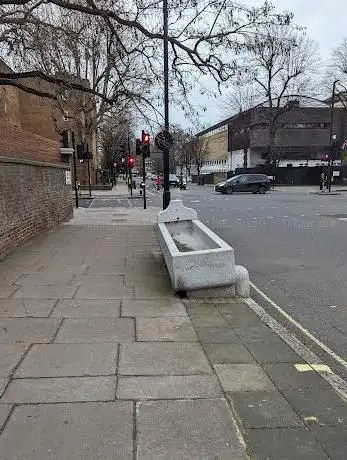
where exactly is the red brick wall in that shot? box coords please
[0,157,73,260]
[0,120,61,163]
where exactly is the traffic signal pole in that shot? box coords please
[162,0,170,210]
[142,153,147,210]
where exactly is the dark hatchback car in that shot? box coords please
[215,174,270,194]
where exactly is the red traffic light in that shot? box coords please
[127,156,136,168]
[142,130,150,145]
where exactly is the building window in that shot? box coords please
[281,122,330,129]
[63,112,69,122]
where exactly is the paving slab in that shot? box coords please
[75,283,133,299]
[246,342,302,363]
[0,299,27,317]
[227,391,302,428]
[136,317,198,342]
[0,299,57,318]
[124,275,171,287]
[263,363,332,390]
[310,425,347,459]
[202,343,256,364]
[117,375,222,399]
[119,343,212,375]
[52,299,121,317]
[0,285,18,298]
[13,285,77,299]
[133,285,175,299]
[247,427,329,459]
[121,299,187,317]
[55,318,134,343]
[189,314,228,328]
[0,402,133,460]
[0,318,60,343]
[2,376,117,403]
[282,388,347,425]
[196,326,241,344]
[221,308,265,328]
[14,273,74,286]
[137,399,247,460]
[15,343,118,377]
[0,405,12,430]
[214,364,277,392]
[0,378,8,396]
[186,303,221,315]
[234,325,283,343]
[0,344,28,377]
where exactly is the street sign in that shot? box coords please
[155,131,173,151]
[65,171,72,185]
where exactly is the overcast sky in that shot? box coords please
[170,0,346,129]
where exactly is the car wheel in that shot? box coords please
[258,185,266,194]
[226,187,233,194]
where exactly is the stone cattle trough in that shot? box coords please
[157,200,249,297]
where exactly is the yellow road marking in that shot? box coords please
[295,364,332,373]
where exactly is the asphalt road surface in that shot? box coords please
[91,184,347,381]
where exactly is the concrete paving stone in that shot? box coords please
[310,425,347,459]
[222,311,264,328]
[2,376,117,403]
[0,299,26,317]
[214,364,277,392]
[282,388,347,425]
[124,276,171,287]
[14,273,74,286]
[86,265,126,275]
[55,318,134,343]
[189,314,229,328]
[0,299,57,318]
[133,285,175,299]
[0,378,8,396]
[119,343,212,375]
[0,318,60,343]
[196,326,242,344]
[0,285,18,298]
[136,317,198,342]
[121,299,187,317]
[38,265,89,276]
[13,285,77,299]
[234,325,283,343]
[75,283,133,299]
[117,375,222,399]
[0,404,12,429]
[0,344,28,377]
[246,342,302,363]
[216,303,249,314]
[0,402,133,460]
[186,303,221,315]
[263,363,333,390]
[137,399,247,460]
[227,391,302,429]
[15,343,118,377]
[202,343,256,364]
[72,275,124,287]
[247,428,329,459]
[52,299,121,317]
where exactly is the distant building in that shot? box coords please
[197,97,347,174]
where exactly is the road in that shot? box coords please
[89,183,347,380]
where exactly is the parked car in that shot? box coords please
[169,174,180,187]
[215,174,270,194]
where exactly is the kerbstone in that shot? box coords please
[119,343,212,375]
[2,377,117,403]
[117,375,222,399]
[136,317,198,341]
[214,364,276,392]
[55,318,134,343]
[121,300,187,317]
[52,300,121,317]
[0,344,28,377]
[15,343,118,377]
[137,399,247,459]
[0,318,60,343]
[0,402,133,460]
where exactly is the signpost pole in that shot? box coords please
[162,0,170,209]
[142,153,147,210]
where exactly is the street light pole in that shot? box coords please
[328,80,339,193]
[162,0,171,209]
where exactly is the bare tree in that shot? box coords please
[332,38,347,80]
[188,136,210,176]
[100,115,133,171]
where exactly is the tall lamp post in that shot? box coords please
[162,0,171,209]
[328,80,339,192]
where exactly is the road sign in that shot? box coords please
[65,171,72,185]
[155,131,173,151]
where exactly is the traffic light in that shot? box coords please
[136,139,142,155]
[142,130,150,145]
[128,156,136,168]
[141,130,151,158]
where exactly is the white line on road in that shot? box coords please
[267,216,274,219]
[300,214,305,217]
[245,294,347,402]
[249,281,347,371]
[190,200,201,203]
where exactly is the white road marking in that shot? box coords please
[271,206,277,209]
[316,213,320,216]
[283,216,288,218]
[190,200,201,203]
[300,214,305,217]
[245,293,347,402]
[252,217,257,220]
[267,216,274,219]
[338,218,347,221]
[249,282,347,371]
[222,209,227,211]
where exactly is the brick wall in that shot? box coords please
[0,157,73,260]
[0,120,61,163]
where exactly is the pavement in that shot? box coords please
[0,181,346,458]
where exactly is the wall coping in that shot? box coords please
[0,156,69,170]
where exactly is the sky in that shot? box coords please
[170,0,347,130]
